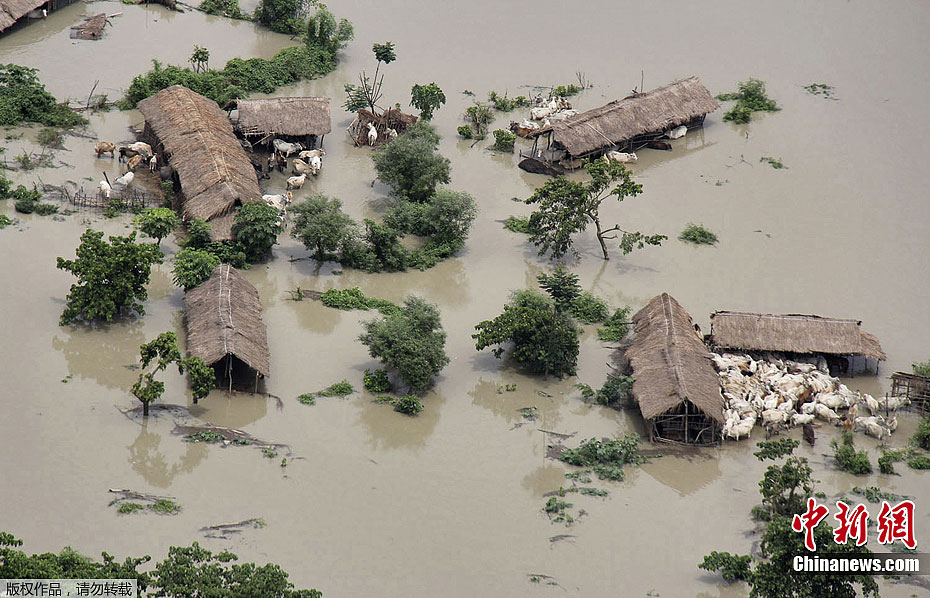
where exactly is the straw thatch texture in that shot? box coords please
[531,76,719,157]
[0,0,43,31]
[231,97,331,138]
[69,12,107,40]
[184,264,270,377]
[625,293,724,424]
[138,85,262,242]
[710,312,887,360]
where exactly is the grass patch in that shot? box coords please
[760,156,787,169]
[831,431,872,475]
[597,307,632,342]
[184,430,225,443]
[116,502,145,514]
[908,456,930,470]
[552,84,583,97]
[297,393,315,405]
[558,434,644,481]
[150,499,181,515]
[503,215,534,234]
[319,287,399,315]
[717,78,779,124]
[850,486,908,503]
[679,223,718,245]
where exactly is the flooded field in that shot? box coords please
[1,1,929,596]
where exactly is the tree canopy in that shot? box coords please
[291,194,357,261]
[57,230,164,325]
[359,296,449,393]
[0,64,86,128]
[232,202,284,262]
[134,207,180,245]
[525,159,665,260]
[130,332,215,416]
[410,82,446,120]
[372,121,451,202]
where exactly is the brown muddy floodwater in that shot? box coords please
[2,1,930,596]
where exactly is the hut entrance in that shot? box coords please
[214,354,265,395]
[651,400,720,445]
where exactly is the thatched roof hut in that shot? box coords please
[184,264,270,386]
[625,293,724,445]
[137,85,262,242]
[229,97,331,142]
[1,0,79,32]
[709,312,886,361]
[530,76,719,159]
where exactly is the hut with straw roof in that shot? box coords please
[709,311,886,376]
[0,0,78,33]
[624,293,724,445]
[184,264,270,394]
[526,76,718,169]
[346,107,418,147]
[228,97,331,148]
[137,85,262,242]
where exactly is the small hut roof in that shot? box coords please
[625,293,724,424]
[231,97,331,137]
[138,85,262,241]
[184,264,270,377]
[530,76,719,156]
[0,0,44,31]
[710,312,887,360]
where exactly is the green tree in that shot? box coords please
[913,358,930,377]
[473,290,580,378]
[372,121,451,202]
[359,296,449,393]
[254,0,303,34]
[536,268,580,312]
[305,5,354,56]
[57,230,164,325]
[232,201,284,262]
[172,248,220,290]
[189,45,210,73]
[753,439,814,519]
[290,194,357,260]
[525,159,666,260]
[344,41,396,113]
[184,217,213,249]
[134,207,180,245]
[0,64,86,128]
[410,82,446,120]
[130,332,216,416]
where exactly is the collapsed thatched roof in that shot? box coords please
[137,85,261,241]
[710,312,887,360]
[70,12,107,40]
[230,97,332,138]
[531,76,719,157]
[184,264,270,377]
[0,0,43,31]
[625,293,724,424]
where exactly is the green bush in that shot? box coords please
[134,207,180,245]
[457,125,473,139]
[392,395,423,415]
[913,359,930,377]
[718,78,779,124]
[372,121,451,202]
[570,292,609,323]
[199,0,248,19]
[320,287,399,315]
[0,214,12,228]
[679,223,718,245]
[363,369,392,393]
[908,456,930,470]
[172,248,220,290]
[297,393,315,405]
[559,434,644,481]
[911,417,930,450]
[597,307,632,342]
[0,64,86,128]
[503,215,533,234]
[317,380,354,397]
[831,431,872,475]
[487,91,530,112]
[552,84,583,97]
[492,129,516,152]
[232,201,283,262]
[13,198,35,214]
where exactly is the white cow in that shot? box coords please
[367,123,378,146]
[605,151,638,163]
[272,139,303,159]
[666,125,687,139]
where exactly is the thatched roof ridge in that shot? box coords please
[625,293,724,424]
[231,97,332,137]
[0,0,44,31]
[710,311,887,360]
[138,85,261,242]
[530,76,719,156]
[184,264,270,377]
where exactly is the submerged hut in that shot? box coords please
[709,311,886,376]
[625,293,724,445]
[526,76,718,168]
[69,12,108,40]
[0,0,78,33]
[347,107,418,146]
[137,85,262,241]
[228,97,331,149]
[184,264,270,394]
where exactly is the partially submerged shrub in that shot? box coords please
[317,380,354,397]
[597,306,632,342]
[679,223,718,245]
[150,499,181,515]
[457,125,474,139]
[552,84,583,97]
[760,156,786,169]
[492,129,516,152]
[717,78,779,124]
[172,248,220,290]
[0,214,12,228]
[913,359,930,378]
[908,456,930,470]
[503,215,533,234]
[569,291,609,323]
[831,431,872,475]
[319,287,399,315]
[487,91,530,112]
[559,434,644,481]
[911,416,930,450]
[392,395,423,415]
[363,369,392,393]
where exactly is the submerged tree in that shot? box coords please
[57,229,164,325]
[189,45,210,74]
[134,207,180,246]
[372,121,450,202]
[410,82,446,120]
[232,201,284,262]
[359,296,449,393]
[172,248,220,290]
[131,332,215,416]
[525,159,666,260]
[290,193,357,261]
[344,41,396,113]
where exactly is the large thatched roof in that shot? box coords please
[531,76,719,157]
[138,85,261,241]
[231,97,331,138]
[184,264,270,377]
[625,293,724,424]
[0,0,43,31]
[710,312,886,360]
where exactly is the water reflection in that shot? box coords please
[356,392,441,451]
[520,463,567,496]
[127,422,207,488]
[641,451,722,497]
[52,320,147,390]
[189,391,270,430]
[468,377,564,429]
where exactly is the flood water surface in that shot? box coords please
[1,1,930,597]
